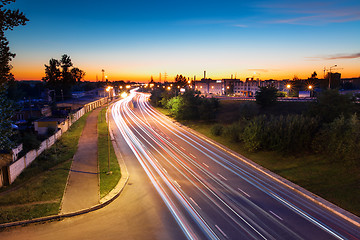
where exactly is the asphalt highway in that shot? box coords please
[112,90,360,240]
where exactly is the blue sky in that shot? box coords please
[6,0,360,81]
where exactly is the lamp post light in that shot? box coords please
[308,85,313,97]
[105,86,113,174]
[286,84,291,97]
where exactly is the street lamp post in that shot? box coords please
[106,104,112,175]
[308,85,313,97]
[286,84,291,97]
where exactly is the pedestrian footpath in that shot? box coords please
[60,108,101,214]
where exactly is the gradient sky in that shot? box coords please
[6,0,360,82]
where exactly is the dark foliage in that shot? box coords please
[255,86,278,108]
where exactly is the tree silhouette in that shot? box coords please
[311,71,317,79]
[42,54,85,100]
[71,67,85,82]
[174,74,187,88]
[0,0,28,151]
[0,0,29,85]
[43,58,61,84]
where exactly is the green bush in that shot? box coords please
[314,114,360,165]
[308,89,356,123]
[240,114,319,153]
[241,115,266,151]
[211,124,223,136]
[222,120,247,142]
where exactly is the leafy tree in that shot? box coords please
[0,86,15,151]
[150,88,165,107]
[199,97,219,120]
[310,71,317,79]
[71,67,85,82]
[0,0,28,85]
[255,86,278,108]
[308,89,356,123]
[43,58,61,86]
[0,0,28,151]
[42,54,85,100]
[174,74,187,88]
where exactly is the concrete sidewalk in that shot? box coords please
[60,108,101,214]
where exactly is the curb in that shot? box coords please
[177,121,360,228]
[0,103,129,229]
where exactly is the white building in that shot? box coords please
[195,78,287,96]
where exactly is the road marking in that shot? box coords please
[180,146,186,151]
[215,225,228,238]
[270,211,283,221]
[203,162,209,168]
[238,188,251,198]
[174,180,181,188]
[217,173,227,181]
[163,168,167,173]
[189,153,197,158]
[189,197,201,209]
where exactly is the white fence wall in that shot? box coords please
[5,97,108,186]
[47,135,55,148]
[37,141,47,156]
[9,157,26,184]
[25,150,37,166]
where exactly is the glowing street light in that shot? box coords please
[308,85,313,90]
[287,84,291,89]
[121,92,128,98]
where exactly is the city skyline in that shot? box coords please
[6,0,360,82]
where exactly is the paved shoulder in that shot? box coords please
[60,108,101,214]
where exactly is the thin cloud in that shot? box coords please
[247,69,269,73]
[177,19,234,26]
[233,24,248,28]
[324,53,360,60]
[257,1,360,25]
[306,53,360,60]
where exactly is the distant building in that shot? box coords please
[194,78,287,96]
[33,117,68,135]
[13,105,51,122]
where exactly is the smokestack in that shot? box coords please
[231,74,233,79]
[204,71,207,79]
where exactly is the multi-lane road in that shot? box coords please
[112,90,360,240]
[1,90,359,240]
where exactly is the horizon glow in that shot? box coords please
[5,0,360,82]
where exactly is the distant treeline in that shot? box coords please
[150,88,219,121]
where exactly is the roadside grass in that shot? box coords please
[0,112,91,224]
[186,121,360,216]
[98,107,121,199]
